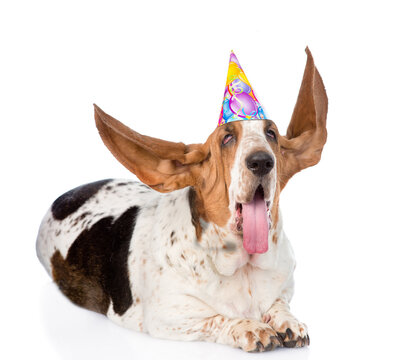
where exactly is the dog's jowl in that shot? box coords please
[36,48,328,352]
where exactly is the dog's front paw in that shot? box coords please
[227,319,282,352]
[262,313,309,348]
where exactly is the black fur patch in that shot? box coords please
[188,188,202,241]
[52,206,139,315]
[51,179,113,220]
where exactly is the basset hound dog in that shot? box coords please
[36,48,328,352]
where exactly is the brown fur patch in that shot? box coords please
[192,122,243,227]
[51,250,110,314]
[245,330,256,344]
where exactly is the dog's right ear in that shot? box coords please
[94,105,208,193]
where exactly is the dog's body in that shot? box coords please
[37,179,296,347]
[36,49,327,352]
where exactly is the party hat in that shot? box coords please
[218,51,266,127]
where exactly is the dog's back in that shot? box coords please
[36,179,159,314]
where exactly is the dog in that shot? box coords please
[36,48,327,352]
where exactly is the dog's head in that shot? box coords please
[94,48,328,254]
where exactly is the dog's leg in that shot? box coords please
[159,315,283,352]
[262,297,309,348]
[145,296,282,352]
[211,316,283,352]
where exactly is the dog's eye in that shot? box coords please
[266,129,276,140]
[222,134,233,145]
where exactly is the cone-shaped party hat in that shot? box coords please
[218,51,266,127]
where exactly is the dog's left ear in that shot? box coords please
[94,105,208,192]
[279,47,328,189]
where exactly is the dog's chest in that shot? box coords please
[202,263,288,319]
[126,192,293,320]
[154,249,290,320]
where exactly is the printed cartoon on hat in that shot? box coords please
[218,51,266,127]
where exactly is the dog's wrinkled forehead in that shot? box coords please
[239,120,275,155]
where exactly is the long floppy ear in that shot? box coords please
[94,105,208,192]
[279,47,328,189]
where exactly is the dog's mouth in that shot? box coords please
[235,185,271,254]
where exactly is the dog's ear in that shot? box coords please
[94,105,208,192]
[279,47,328,189]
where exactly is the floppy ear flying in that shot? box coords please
[280,47,328,189]
[94,105,207,192]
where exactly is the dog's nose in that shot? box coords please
[246,151,274,176]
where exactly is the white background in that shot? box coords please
[1,0,408,359]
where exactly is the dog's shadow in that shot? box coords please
[40,282,310,360]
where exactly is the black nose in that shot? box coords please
[246,151,274,176]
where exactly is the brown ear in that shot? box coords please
[279,47,328,189]
[94,105,208,192]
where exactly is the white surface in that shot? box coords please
[1,0,408,359]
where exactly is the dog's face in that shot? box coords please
[215,120,280,254]
[180,119,281,254]
[94,48,328,254]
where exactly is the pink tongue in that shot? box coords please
[242,190,269,254]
